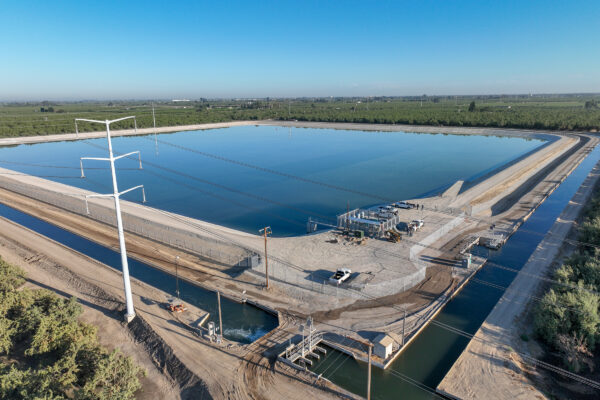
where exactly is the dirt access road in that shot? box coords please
[0,216,355,399]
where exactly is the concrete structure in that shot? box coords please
[373,334,394,359]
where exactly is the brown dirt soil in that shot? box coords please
[0,216,353,399]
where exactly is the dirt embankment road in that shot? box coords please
[438,146,600,399]
[0,119,563,148]
[0,121,257,146]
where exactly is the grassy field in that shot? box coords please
[0,94,599,137]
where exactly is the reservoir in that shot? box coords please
[0,125,543,236]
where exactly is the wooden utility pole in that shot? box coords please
[367,344,372,400]
[402,304,407,346]
[175,256,180,299]
[348,336,373,400]
[217,291,223,340]
[258,226,272,289]
[346,201,350,233]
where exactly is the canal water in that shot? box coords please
[0,203,278,343]
[307,144,600,399]
[0,126,543,236]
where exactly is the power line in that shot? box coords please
[3,144,598,301]
[73,140,600,299]
[3,155,597,395]
[0,172,82,179]
[144,134,600,252]
[81,139,337,223]
[148,136,392,202]
[0,160,140,171]
[429,319,600,390]
[2,118,596,390]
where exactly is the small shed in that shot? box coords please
[373,333,394,359]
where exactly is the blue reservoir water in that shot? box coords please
[0,203,278,343]
[0,126,543,236]
[307,144,600,399]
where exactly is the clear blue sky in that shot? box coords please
[1,0,598,100]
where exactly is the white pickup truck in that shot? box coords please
[329,268,352,285]
[410,219,424,229]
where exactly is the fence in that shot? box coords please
[248,254,428,302]
[0,176,253,267]
[0,175,429,301]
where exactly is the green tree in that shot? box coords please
[0,260,146,400]
[0,258,25,293]
[76,350,145,400]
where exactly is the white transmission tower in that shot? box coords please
[77,116,146,322]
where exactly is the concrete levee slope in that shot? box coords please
[0,168,253,265]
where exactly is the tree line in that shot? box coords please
[0,258,145,400]
[0,96,599,137]
[534,187,600,374]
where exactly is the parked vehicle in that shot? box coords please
[386,230,402,243]
[411,219,424,229]
[165,301,187,313]
[329,268,352,284]
[394,202,411,209]
[378,212,394,219]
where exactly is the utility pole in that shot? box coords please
[217,291,223,341]
[402,304,407,346]
[367,344,372,400]
[346,200,350,233]
[78,116,145,322]
[258,226,272,289]
[175,255,180,299]
[349,336,373,400]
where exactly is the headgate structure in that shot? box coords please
[336,208,402,237]
[280,317,327,368]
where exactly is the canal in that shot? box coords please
[308,144,600,399]
[0,202,278,344]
